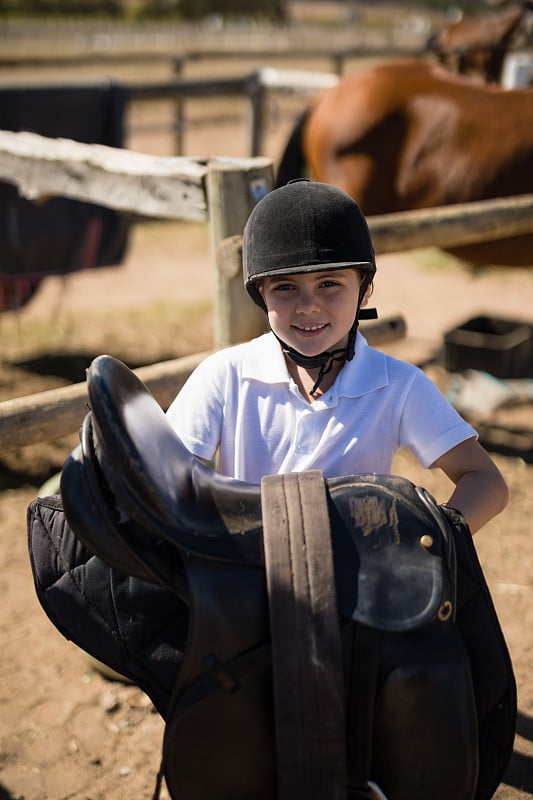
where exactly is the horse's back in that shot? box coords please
[301,59,533,215]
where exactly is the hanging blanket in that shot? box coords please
[0,80,131,311]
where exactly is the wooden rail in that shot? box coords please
[0,45,423,75]
[0,41,523,77]
[0,351,210,452]
[1,129,533,450]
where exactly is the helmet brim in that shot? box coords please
[251,260,375,278]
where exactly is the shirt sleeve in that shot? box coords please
[399,367,478,468]
[165,353,225,462]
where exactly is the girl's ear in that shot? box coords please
[360,280,373,307]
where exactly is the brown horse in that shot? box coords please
[276,58,533,267]
[425,1,533,83]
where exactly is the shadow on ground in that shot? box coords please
[9,351,167,384]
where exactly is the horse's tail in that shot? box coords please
[275,108,310,188]
[424,31,441,55]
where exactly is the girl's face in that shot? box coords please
[258,269,369,357]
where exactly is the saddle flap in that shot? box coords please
[328,475,454,632]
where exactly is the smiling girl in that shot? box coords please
[166,180,508,533]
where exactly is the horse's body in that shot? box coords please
[276,58,533,267]
[426,1,533,83]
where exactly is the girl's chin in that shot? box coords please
[290,343,332,359]
[287,333,346,355]
[287,335,327,353]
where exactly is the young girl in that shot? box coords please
[166,180,508,534]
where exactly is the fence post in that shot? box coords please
[207,158,274,349]
[332,51,345,75]
[172,56,186,155]
[247,72,269,157]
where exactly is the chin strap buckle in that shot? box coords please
[359,308,378,320]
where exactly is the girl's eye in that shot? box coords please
[272,282,294,292]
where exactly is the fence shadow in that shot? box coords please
[478,423,533,464]
[10,351,168,385]
[517,710,533,741]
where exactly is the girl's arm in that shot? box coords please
[431,437,509,534]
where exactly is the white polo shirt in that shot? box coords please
[166,331,476,483]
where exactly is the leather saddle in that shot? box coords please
[28,355,517,800]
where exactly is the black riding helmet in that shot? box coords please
[243,180,377,393]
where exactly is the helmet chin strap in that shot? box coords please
[278,337,348,397]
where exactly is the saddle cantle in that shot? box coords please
[27,355,517,800]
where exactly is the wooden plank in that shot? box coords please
[0,45,422,71]
[369,194,533,254]
[0,130,209,221]
[213,194,533,258]
[0,351,210,452]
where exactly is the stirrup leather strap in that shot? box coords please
[261,471,347,800]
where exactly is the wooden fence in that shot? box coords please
[0,44,423,76]
[1,129,533,450]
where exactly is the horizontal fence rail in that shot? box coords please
[0,351,210,452]
[0,130,210,220]
[0,42,526,74]
[0,44,425,75]
[369,195,533,253]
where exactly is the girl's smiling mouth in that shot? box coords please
[292,323,328,334]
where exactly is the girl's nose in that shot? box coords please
[295,289,319,313]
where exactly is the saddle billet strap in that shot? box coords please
[347,622,380,797]
[261,471,346,800]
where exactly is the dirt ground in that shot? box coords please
[0,30,532,800]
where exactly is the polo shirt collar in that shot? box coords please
[243,332,291,383]
[336,333,389,397]
[242,331,390,397]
